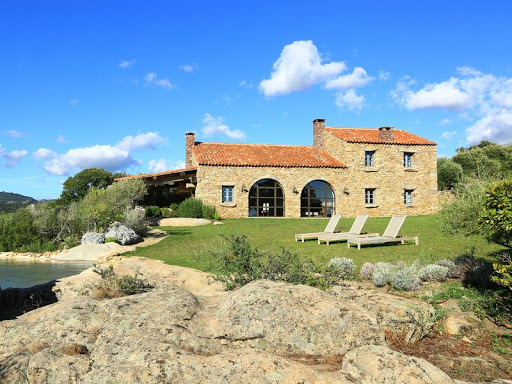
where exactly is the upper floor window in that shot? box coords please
[222,186,234,203]
[365,151,375,167]
[404,190,413,206]
[404,152,413,168]
[365,188,375,205]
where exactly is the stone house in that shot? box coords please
[118,119,437,218]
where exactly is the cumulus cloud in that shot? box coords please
[259,40,346,96]
[335,90,365,112]
[179,63,199,72]
[144,72,174,90]
[33,148,57,160]
[4,130,23,138]
[392,67,512,144]
[119,59,136,68]
[201,113,245,140]
[116,132,167,152]
[379,70,391,81]
[148,159,185,173]
[43,145,134,176]
[441,131,457,141]
[324,67,374,90]
[57,134,70,144]
[4,149,28,167]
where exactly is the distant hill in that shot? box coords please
[0,191,38,213]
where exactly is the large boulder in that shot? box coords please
[0,259,449,384]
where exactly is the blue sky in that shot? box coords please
[1,1,512,199]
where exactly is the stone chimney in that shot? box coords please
[185,132,196,168]
[378,126,394,142]
[313,118,326,150]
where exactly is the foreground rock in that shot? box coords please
[0,259,464,383]
[50,242,135,261]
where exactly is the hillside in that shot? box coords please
[0,191,37,213]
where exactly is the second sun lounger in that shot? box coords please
[317,214,378,245]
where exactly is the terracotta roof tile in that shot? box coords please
[326,127,436,146]
[193,142,346,168]
[114,167,197,181]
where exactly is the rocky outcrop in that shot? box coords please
[0,259,461,383]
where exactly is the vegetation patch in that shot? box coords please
[91,264,153,299]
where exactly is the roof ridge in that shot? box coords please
[196,142,313,148]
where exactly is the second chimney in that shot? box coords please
[185,132,196,168]
[313,118,325,150]
[378,126,394,142]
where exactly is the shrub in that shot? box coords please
[454,249,496,289]
[206,234,319,290]
[492,254,512,292]
[145,206,161,218]
[160,207,173,218]
[92,264,153,298]
[360,262,376,281]
[105,237,118,243]
[435,259,457,278]
[326,257,355,280]
[480,179,512,246]
[390,266,420,291]
[123,208,148,236]
[202,204,218,220]
[178,198,204,218]
[104,223,141,245]
[372,262,395,287]
[81,232,105,245]
[418,264,449,282]
[0,209,56,252]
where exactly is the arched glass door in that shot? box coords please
[300,180,335,217]
[248,179,285,217]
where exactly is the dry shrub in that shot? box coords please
[60,343,89,356]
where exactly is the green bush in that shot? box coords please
[0,209,56,252]
[202,204,218,220]
[480,179,512,246]
[160,207,173,218]
[206,234,319,290]
[492,254,512,292]
[92,264,153,298]
[105,237,118,243]
[123,208,148,236]
[178,198,204,218]
[145,206,161,218]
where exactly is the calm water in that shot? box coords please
[0,260,93,289]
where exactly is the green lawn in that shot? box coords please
[127,214,508,271]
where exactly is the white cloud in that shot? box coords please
[379,70,391,81]
[334,89,365,112]
[57,134,70,144]
[201,113,245,140]
[239,80,253,88]
[144,72,174,90]
[119,59,136,68]
[179,63,199,72]
[33,148,57,160]
[4,130,23,138]
[440,118,453,125]
[441,131,457,141]
[324,67,374,90]
[116,132,166,152]
[43,145,134,176]
[148,159,185,173]
[0,145,4,156]
[259,40,346,96]
[393,67,512,144]
[4,149,28,167]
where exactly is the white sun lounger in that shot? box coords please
[317,214,378,245]
[347,215,418,250]
[295,214,342,242]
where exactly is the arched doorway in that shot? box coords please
[248,179,285,217]
[300,180,335,217]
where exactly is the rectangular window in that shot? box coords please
[365,188,375,205]
[404,190,413,206]
[365,151,375,167]
[404,152,413,168]
[222,186,234,203]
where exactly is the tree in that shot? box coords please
[480,179,512,247]
[437,158,463,190]
[60,168,114,201]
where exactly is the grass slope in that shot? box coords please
[128,214,507,271]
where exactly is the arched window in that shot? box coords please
[248,179,285,217]
[300,180,335,217]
